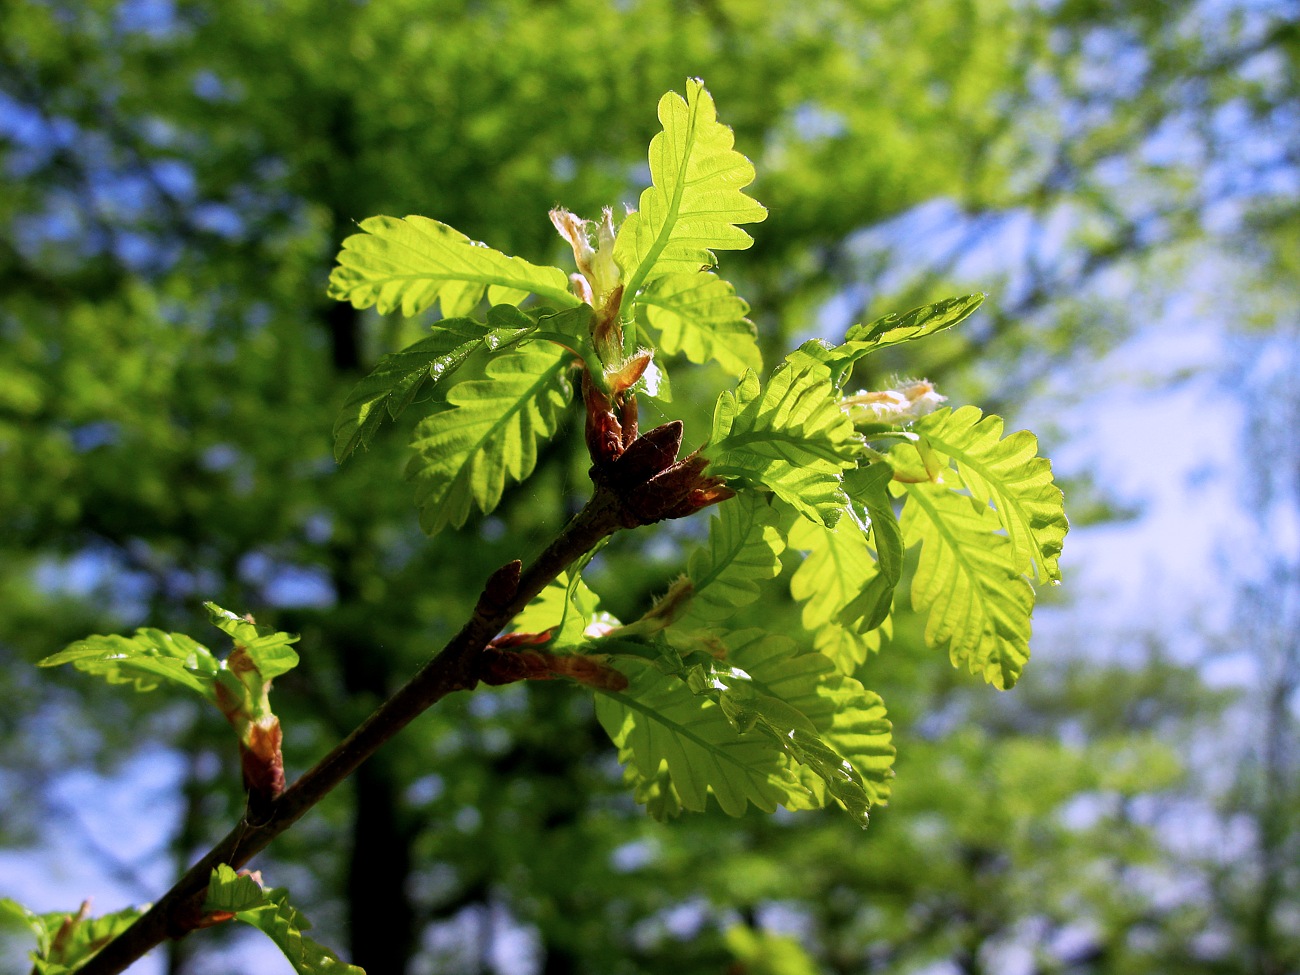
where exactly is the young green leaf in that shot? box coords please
[0,899,143,975]
[204,865,363,975]
[595,657,797,818]
[835,462,905,632]
[614,79,767,306]
[634,271,762,376]
[511,570,607,648]
[38,628,219,697]
[332,317,492,463]
[913,406,1068,583]
[707,359,859,526]
[814,293,986,385]
[406,341,572,535]
[204,602,301,679]
[671,491,787,631]
[721,630,894,823]
[900,479,1035,689]
[329,214,579,317]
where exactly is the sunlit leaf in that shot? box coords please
[673,491,786,631]
[818,294,985,383]
[1,898,142,975]
[332,318,492,463]
[914,406,1068,583]
[835,462,904,632]
[328,215,578,316]
[38,628,219,696]
[595,657,796,818]
[634,271,761,376]
[707,359,859,525]
[900,479,1035,689]
[723,630,894,822]
[205,865,363,975]
[615,79,767,304]
[406,342,572,535]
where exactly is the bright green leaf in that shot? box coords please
[914,406,1068,583]
[328,215,578,317]
[900,480,1035,689]
[406,342,572,535]
[331,318,492,463]
[204,865,363,975]
[204,602,300,679]
[595,657,796,818]
[724,630,893,816]
[511,570,607,647]
[634,271,762,376]
[835,462,905,632]
[38,628,219,697]
[1,898,143,975]
[673,491,787,631]
[615,79,767,306]
[707,359,859,525]
[824,293,985,382]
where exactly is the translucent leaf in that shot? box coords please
[819,293,985,382]
[914,406,1068,583]
[328,214,578,317]
[634,271,761,376]
[614,79,767,302]
[204,602,300,679]
[673,491,786,631]
[205,865,363,975]
[332,318,491,463]
[597,631,893,825]
[835,462,904,633]
[595,658,796,818]
[787,518,884,672]
[707,359,859,526]
[406,342,572,535]
[39,628,219,697]
[722,630,894,822]
[511,570,606,648]
[807,617,892,680]
[900,480,1035,689]
[1,898,143,975]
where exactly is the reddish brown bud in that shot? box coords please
[606,420,684,489]
[583,371,625,465]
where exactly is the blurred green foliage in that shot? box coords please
[1,1,1297,973]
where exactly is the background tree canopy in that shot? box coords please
[1,1,1296,973]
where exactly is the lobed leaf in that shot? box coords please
[614,79,767,304]
[723,630,894,822]
[332,317,491,463]
[595,657,796,818]
[2,899,144,975]
[836,462,905,633]
[707,359,860,526]
[900,479,1036,689]
[913,405,1067,583]
[204,602,300,679]
[328,215,577,317]
[820,293,985,384]
[205,865,363,975]
[672,491,787,631]
[787,517,886,672]
[406,342,572,535]
[634,271,761,376]
[38,628,219,697]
